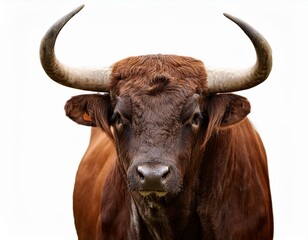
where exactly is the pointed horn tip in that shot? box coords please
[73,4,85,15]
[66,5,85,17]
[77,4,85,11]
[223,13,239,22]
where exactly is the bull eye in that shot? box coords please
[191,112,202,128]
[110,112,123,128]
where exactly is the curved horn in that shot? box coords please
[207,13,272,93]
[40,5,111,92]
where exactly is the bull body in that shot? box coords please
[40,5,273,240]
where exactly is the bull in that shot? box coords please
[40,5,273,240]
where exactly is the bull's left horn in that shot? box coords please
[40,5,111,92]
[207,13,272,93]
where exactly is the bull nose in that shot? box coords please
[136,164,170,191]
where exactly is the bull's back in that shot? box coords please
[73,127,116,239]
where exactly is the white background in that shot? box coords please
[1,0,307,239]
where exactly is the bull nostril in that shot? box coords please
[161,166,170,179]
[137,167,145,181]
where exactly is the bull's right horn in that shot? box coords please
[206,13,272,93]
[40,5,111,92]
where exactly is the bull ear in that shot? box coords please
[207,93,251,127]
[65,93,112,128]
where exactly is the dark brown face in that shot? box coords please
[110,90,204,198]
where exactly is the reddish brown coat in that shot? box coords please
[65,55,273,239]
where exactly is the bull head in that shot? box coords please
[40,6,271,200]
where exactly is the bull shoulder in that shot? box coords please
[73,127,116,239]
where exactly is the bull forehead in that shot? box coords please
[120,89,189,130]
[110,54,208,96]
[133,93,184,130]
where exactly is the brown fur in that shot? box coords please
[65,54,273,239]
